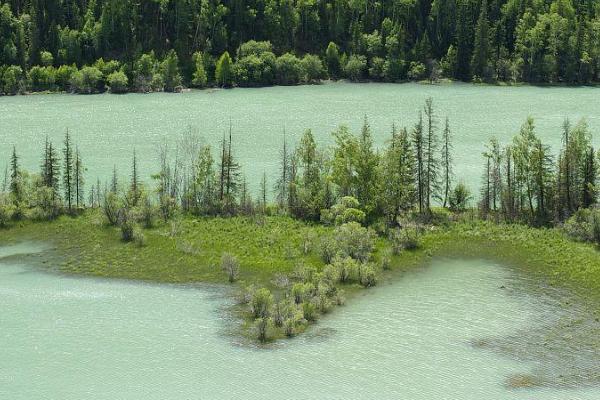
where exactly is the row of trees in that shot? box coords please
[3,0,600,94]
[479,117,599,226]
[2,99,599,232]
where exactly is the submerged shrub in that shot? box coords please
[359,263,378,287]
[250,288,273,319]
[254,317,273,343]
[332,256,361,284]
[302,301,317,321]
[221,252,240,283]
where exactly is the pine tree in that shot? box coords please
[260,171,268,214]
[275,129,290,210]
[74,148,85,208]
[424,98,439,213]
[63,129,74,211]
[441,117,453,208]
[471,0,490,79]
[130,149,140,206]
[111,165,118,193]
[412,111,425,214]
[9,146,21,204]
[582,147,597,208]
[382,124,416,224]
[355,116,380,216]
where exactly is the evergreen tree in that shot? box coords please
[441,117,453,208]
[275,129,290,209]
[423,98,439,213]
[74,147,85,208]
[471,0,490,79]
[63,129,74,211]
[382,124,415,224]
[412,111,425,214]
[130,149,140,206]
[9,146,21,204]
[215,51,233,87]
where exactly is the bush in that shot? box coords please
[28,66,56,91]
[593,213,600,246]
[191,52,208,88]
[40,51,54,67]
[334,222,376,262]
[449,182,472,212]
[221,252,240,283]
[106,71,129,93]
[70,66,102,94]
[369,57,386,80]
[408,61,427,80]
[359,263,378,287]
[291,282,306,304]
[390,226,421,253]
[2,65,24,94]
[0,203,13,227]
[54,64,76,91]
[380,248,392,270]
[250,288,273,319]
[301,54,325,83]
[564,209,600,244]
[119,208,135,242]
[321,196,365,226]
[325,42,341,78]
[319,235,338,264]
[275,53,303,85]
[234,52,276,87]
[103,192,121,226]
[160,50,182,92]
[215,51,234,87]
[133,228,146,247]
[302,301,317,321]
[332,256,361,284]
[344,55,367,81]
[254,317,273,342]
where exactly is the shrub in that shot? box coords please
[106,71,129,93]
[449,182,472,212]
[221,252,240,283]
[2,65,24,94]
[314,293,331,313]
[390,226,420,252]
[103,192,120,226]
[319,235,338,263]
[0,203,12,227]
[28,66,56,91]
[325,42,341,78]
[234,52,276,87]
[40,51,54,67]
[191,52,208,88]
[593,213,600,246]
[302,301,317,321]
[160,50,182,92]
[322,264,340,283]
[133,228,146,247]
[119,208,135,242]
[215,51,234,87]
[250,288,273,319]
[70,66,102,94]
[380,248,392,270]
[369,57,386,80]
[359,263,378,287]
[301,54,325,83]
[332,256,360,283]
[334,222,376,262]
[344,55,367,81]
[55,64,77,91]
[254,317,273,342]
[291,282,306,304]
[407,61,427,80]
[275,53,303,85]
[321,196,365,226]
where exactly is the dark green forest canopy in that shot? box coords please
[1,0,600,93]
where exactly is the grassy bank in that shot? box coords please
[2,210,599,301]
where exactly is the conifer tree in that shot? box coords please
[441,117,453,208]
[412,111,425,214]
[471,0,490,79]
[63,129,74,211]
[74,148,85,208]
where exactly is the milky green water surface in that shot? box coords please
[1,82,599,193]
[1,244,598,400]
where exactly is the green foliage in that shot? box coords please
[159,50,182,92]
[250,288,274,319]
[300,54,325,83]
[70,66,102,94]
[343,55,366,81]
[28,66,56,91]
[325,42,340,78]
[449,182,472,212]
[106,70,128,93]
[333,222,376,262]
[191,52,208,88]
[2,65,23,94]
[215,51,233,87]
[275,53,303,85]
[221,252,240,282]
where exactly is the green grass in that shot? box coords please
[2,210,599,304]
[0,210,329,286]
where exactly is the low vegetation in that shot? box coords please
[1,98,599,342]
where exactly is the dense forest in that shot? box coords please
[1,0,600,94]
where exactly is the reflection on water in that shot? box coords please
[1,245,598,400]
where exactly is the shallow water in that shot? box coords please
[1,244,598,399]
[1,82,599,193]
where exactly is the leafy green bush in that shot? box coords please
[221,252,240,283]
[301,54,325,83]
[2,65,24,94]
[275,53,303,85]
[302,301,317,321]
[250,288,273,319]
[254,317,273,342]
[70,66,102,94]
[28,66,56,91]
[359,263,378,287]
[343,55,367,81]
[333,222,375,262]
[106,70,129,93]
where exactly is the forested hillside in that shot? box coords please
[1,0,600,94]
